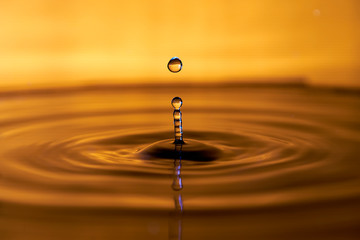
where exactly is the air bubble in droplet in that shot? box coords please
[171,97,182,110]
[167,57,182,73]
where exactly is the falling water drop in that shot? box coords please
[167,57,182,73]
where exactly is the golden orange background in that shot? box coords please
[0,0,359,88]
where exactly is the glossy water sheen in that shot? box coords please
[0,85,360,239]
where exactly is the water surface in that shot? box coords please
[0,84,359,239]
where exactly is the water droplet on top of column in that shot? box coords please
[171,97,183,110]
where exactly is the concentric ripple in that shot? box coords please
[0,85,360,212]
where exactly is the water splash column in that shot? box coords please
[172,97,184,144]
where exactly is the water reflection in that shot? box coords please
[172,144,183,191]
[1,85,360,239]
[169,143,183,240]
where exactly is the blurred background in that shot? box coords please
[0,0,359,89]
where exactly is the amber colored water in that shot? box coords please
[0,84,360,239]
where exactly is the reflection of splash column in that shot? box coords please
[172,144,183,191]
[169,191,183,240]
[169,143,183,240]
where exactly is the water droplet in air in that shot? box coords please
[171,97,182,110]
[167,57,182,73]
